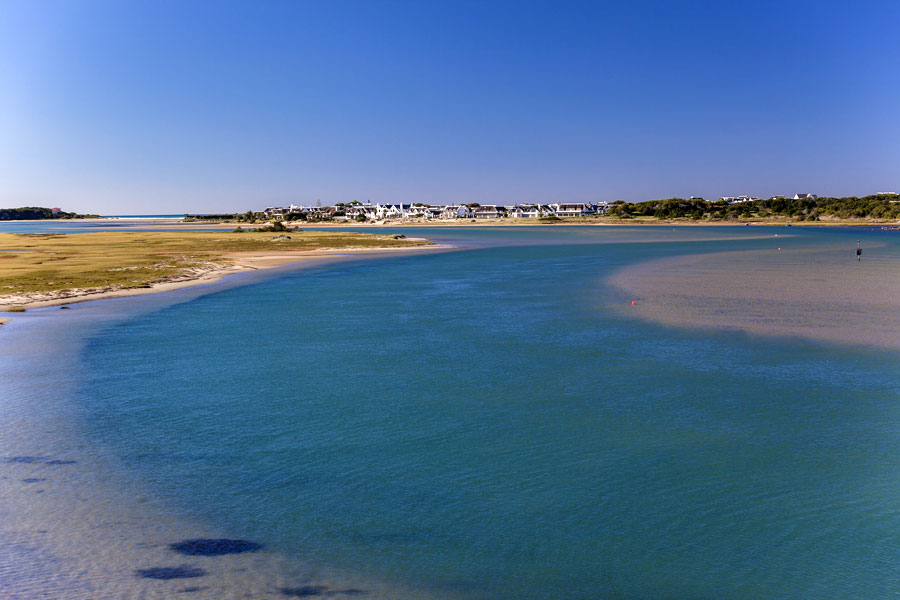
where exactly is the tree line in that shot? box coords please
[605,194,900,221]
[0,207,100,220]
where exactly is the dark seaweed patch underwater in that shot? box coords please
[170,538,263,556]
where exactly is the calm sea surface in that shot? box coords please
[18,226,900,598]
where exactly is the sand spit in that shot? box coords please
[0,243,445,312]
[607,242,900,350]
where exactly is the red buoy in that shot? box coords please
[632,301,637,305]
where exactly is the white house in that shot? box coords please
[551,203,593,217]
[405,204,428,218]
[374,204,411,219]
[473,205,505,219]
[793,193,818,200]
[440,205,473,219]
[305,206,330,218]
[424,206,444,219]
[509,204,543,218]
[345,205,376,219]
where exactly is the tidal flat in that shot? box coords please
[608,236,900,349]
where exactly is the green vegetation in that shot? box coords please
[0,207,100,220]
[0,230,430,297]
[253,221,293,233]
[606,194,900,222]
[187,212,261,222]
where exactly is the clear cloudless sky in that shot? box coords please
[1,0,898,214]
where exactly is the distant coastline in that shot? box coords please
[206,193,900,226]
[4,193,900,227]
[4,216,896,229]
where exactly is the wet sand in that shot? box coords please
[0,253,451,600]
[608,242,900,350]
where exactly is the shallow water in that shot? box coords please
[0,258,438,600]
[38,226,898,599]
[56,229,900,599]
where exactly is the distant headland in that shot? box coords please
[0,207,100,220]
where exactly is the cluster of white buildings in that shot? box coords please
[718,194,817,204]
[262,202,610,221]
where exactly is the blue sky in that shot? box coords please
[1,0,898,213]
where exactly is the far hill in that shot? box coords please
[0,207,100,220]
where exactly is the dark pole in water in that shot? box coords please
[857,240,862,261]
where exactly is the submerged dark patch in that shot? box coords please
[178,586,206,593]
[280,587,366,597]
[169,538,263,556]
[280,587,328,597]
[3,456,76,465]
[22,478,47,483]
[136,566,206,580]
[4,456,47,464]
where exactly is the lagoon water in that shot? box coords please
[5,225,900,599]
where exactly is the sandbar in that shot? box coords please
[608,242,900,350]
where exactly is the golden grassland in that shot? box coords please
[0,230,429,297]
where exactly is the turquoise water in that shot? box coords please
[75,227,900,599]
